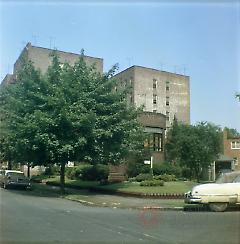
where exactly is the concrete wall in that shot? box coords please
[14,42,103,75]
[114,66,190,128]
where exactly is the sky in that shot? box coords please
[0,0,239,131]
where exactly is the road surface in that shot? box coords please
[0,188,239,243]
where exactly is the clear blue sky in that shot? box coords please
[0,0,239,131]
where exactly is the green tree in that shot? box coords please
[165,122,222,181]
[224,127,240,138]
[236,93,240,101]
[0,52,143,193]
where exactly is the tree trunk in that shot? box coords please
[8,161,12,170]
[60,162,66,194]
[27,163,31,178]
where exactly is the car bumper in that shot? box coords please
[184,191,202,204]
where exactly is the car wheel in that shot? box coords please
[209,203,228,212]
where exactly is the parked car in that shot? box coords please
[0,170,31,190]
[185,171,240,212]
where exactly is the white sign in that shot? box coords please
[144,160,151,165]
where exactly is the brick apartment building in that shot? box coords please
[210,129,240,181]
[223,129,240,170]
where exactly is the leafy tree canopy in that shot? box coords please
[165,121,222,181]
[0,52,144,191]
[224,127,240,138]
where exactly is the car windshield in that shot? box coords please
[216,172,240,183]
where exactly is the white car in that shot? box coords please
[185,171,240,212]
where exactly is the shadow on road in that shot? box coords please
[184,204,240,212]
[0,183,91,198]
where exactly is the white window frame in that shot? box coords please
[231,141,240,149]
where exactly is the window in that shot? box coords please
[166,97,169,106]
[166,111,170,120]
[153,133,162,151]
[233,175,240,183]
[166,80,170,91]
[153,79,157,89]
[144,133,162,152]
[231,141,240,149]
[153,94,157,104]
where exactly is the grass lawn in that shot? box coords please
[46,176,197,194]
[98,181,197,194]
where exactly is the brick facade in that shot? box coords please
[223,130,240,170]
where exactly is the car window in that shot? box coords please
[7,172,24,177]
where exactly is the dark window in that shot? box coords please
[153,79,157,89]
[166,111,170,120]
[153,94,157,104]
[144,133,162,152]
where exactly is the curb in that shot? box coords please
[63,196,184,211]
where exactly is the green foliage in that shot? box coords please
[65,164,90,180]
[80,164,109,181]
[153,174,176,182]
[0,52,143,191]
[224,127,240,138]
[44,166,60,176]
[126,152,151,177]
[135,173,153,182]
[236,93,240,102]
[153,162,182,177]
[165,121,222,181]
[140,180,164,187]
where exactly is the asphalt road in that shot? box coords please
[0,188,240,244]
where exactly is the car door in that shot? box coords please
[232,175,240,203]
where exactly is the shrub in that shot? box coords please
[154,174,176,182]
[80,164,109,181]
[128,177,136,182]
[126,151,152,177]
[153,162,182,177]
[140,180,164,187]
[44,166,60,176]
[127,161,150,177]
[135,173,153,182]
[65,164,91,180]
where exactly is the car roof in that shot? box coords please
[5,170,24,174]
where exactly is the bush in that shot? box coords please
[181,167,192,179]
[128,177,136,182]
[127,161,150,177]
[44,166,60,176]
[80,164,109,181]
[140,180,164,187]
[153,162,181,177]
[65,164,91,180]
[154,174,176,182]
[135,173,153,182]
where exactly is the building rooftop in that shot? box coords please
[114,65,190,78]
